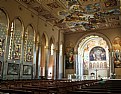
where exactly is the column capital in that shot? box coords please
[44,46,49,49]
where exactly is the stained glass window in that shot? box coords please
[24,25,34,62]
[0,9,8,76]
[51,43,54,55]
[0,9,8,57]
[8,19,23,60]
[60,44,62,56]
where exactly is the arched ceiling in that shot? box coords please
[17,0,121,33]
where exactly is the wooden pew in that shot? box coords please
[0,88,32,94]
[0,79,99,94]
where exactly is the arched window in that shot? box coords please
[60,44,63,56]
[0,9,8,76]
[24,25,35,62]
[51,43,54,55]
[0,9,8,57]
[8,18,23,60]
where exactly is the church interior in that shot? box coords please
[0,0,121,94]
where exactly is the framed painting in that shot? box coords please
[114,51,121,68]
[7,63,19,75]
[23,65,32,75]
[65,47,74,69]
[112,37,121,68]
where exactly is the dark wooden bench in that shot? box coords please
[0,88,32,94]
[0,79,99,94]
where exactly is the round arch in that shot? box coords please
[0,8,10,29]
[75,32,112,52]
[74,32,113,80]
[0,8,9,79]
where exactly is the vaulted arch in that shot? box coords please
[75,33,112,80]
[0,8,9,79]
[40,33,49,77]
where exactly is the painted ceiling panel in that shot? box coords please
[17,0,121,33]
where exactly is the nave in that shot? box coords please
[0,0,121,93]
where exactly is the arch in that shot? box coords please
[0,8,9,29]
[50,36,55,45]
[50,36,55,55]
[40,33,49,77]
[11,16,24,29]
[75,32,112,53]
[48,36,55,79]
[41,32,49,47]
[23,24,35,63]
[25,24,36,43]
[0,8,9,77]
[75,32,112,80]
[8,18,23,60]
[0,8,9,57]
[26,24,36,36]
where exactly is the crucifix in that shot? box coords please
[95,69,98,80]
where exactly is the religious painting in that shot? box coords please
[65,47,74,69]
[112,37,121,51]
[112,37,121,68]
[24,25,34,63]
[105,0,117,7]
[89,46,106,61]
[14,44,21,60]
[113,50,121,68]
[26,47,33,62]
[7,63,19,75]
[23,65,32,75]
[85,3,100,13]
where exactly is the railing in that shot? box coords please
[67,74,109,80]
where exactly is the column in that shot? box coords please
[35,41,40,79]
[75,52,78,79]
[45,46,49,79]
[95,69,98,80]
[55,48,59,79]
[109,49,115,77]
[55,30,60,79]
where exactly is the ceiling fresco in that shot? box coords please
[17,0,121,33]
